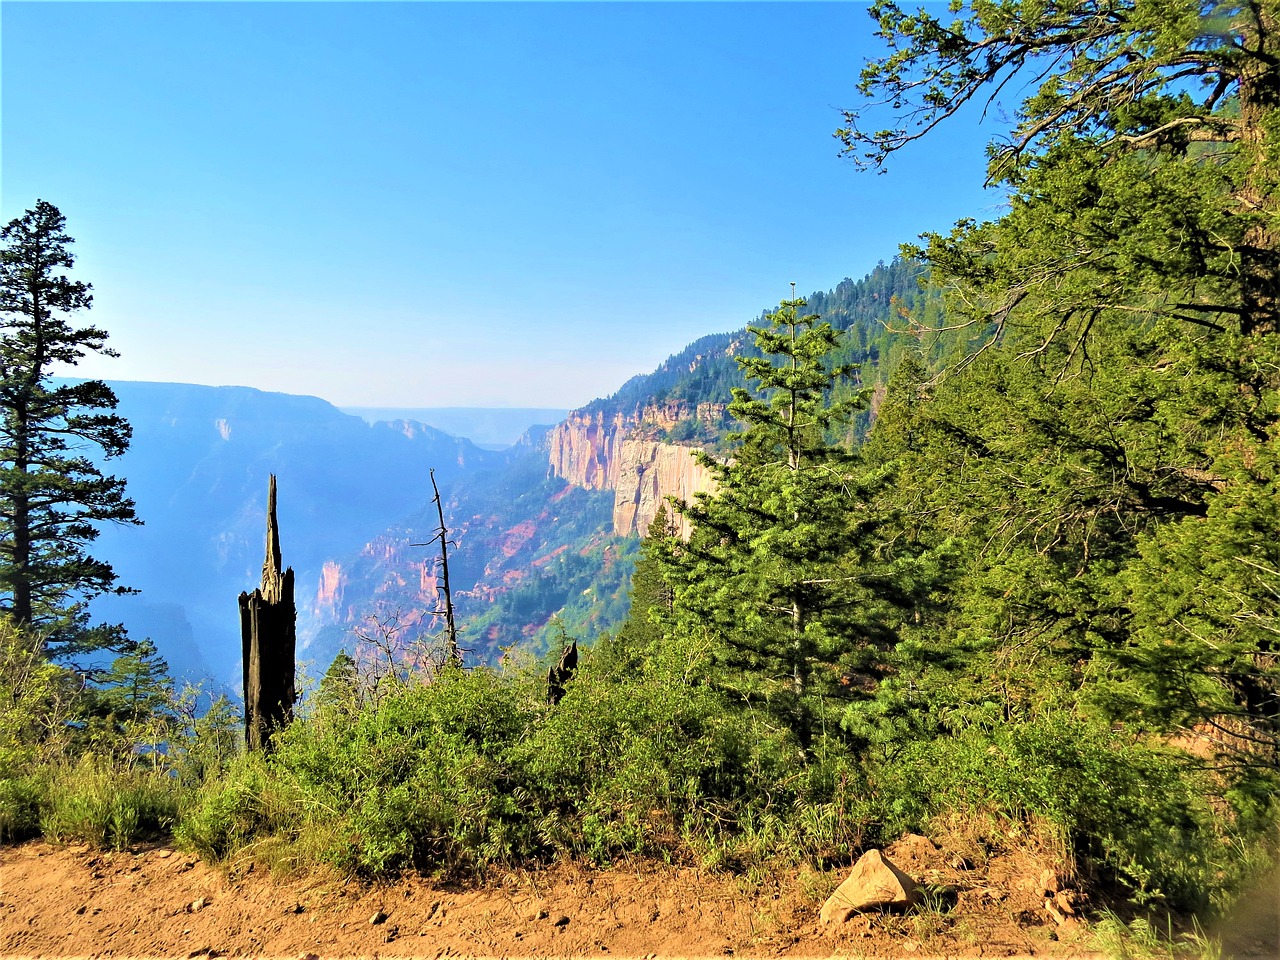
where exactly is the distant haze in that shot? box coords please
[341,407,568,449]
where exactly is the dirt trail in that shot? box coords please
[0,839,1100,960]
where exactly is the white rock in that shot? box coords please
[819,849,920,924]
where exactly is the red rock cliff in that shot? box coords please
[547,404,720,536]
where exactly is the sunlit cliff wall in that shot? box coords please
[547,404,720,536]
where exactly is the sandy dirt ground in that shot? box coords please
[0,834,1133,960]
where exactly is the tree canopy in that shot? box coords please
[0,200,138,656]
[839,0,1280,767]
[841,0,1278,336]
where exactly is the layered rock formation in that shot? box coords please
[547,404,720,536]
[314,560,345,618]
[611,438,714,538]
[307,536,441,628]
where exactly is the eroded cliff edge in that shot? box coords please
[547,404,721,536]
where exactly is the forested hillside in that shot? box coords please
[4,3,1279,955]
[583,258,932,443]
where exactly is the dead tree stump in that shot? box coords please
[547,638,578,706]
[238,474,296,752]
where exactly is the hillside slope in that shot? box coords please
[309,259,937,662]
[86,381,503,683]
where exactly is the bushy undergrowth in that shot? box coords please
[174,656,1274,909]
[0,618,239,852]
[0,771,46,843]
[864,711,1268,912]
[39,754,185,850]
[3,623,1274,919]
[176,662,883,877]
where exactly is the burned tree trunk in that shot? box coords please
[547,638,578,706]
[429,468,460,667]
[238,474,296,752]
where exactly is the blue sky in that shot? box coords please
[2,2,1001,408]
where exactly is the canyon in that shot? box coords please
[78,262,921,688]
[83,380,729,683]
[298,399,726,669]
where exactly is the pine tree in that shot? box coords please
[672,296,909,744]
[0,201,139,656]
[95,638,173,727]
[613,503,679,659]
[842,0,1280,764]
[316,649,360,718]
[91,637,176,760]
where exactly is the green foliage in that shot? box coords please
[0,200,139,653]
[519,666,753,861]
[866,712,1253,911]
[94,638,173,724]
[182,667,536,875]
[0,772,45,843]
[0,618,71,843]
[838,0,1280,780]
[1091,911,1226,960]
[175,751,303,863]
[315,650,359,717]
[670,296,925,746]
[0,617,72,775]
[0,613,244,850]
[176,659,881,875]
[608,504,679,671]
[168,686,240,787]
[39,754,182,850]
[87,637,179,760]
[842,0,1277,269]
[1097,425,1280,757]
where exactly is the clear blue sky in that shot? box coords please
[2,1,1002,408]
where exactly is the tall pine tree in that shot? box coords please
[671,296,912,745]
[0,201,138,657]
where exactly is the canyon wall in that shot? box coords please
[547,404,720,536]
[309,537,442,630]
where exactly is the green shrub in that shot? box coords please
[179,668,542,875]
[518,667,815,864]
[177,661,891,875]
[172,653,1272,914]
[176,751,299,860]
[169,689,241,787]
[40,754,184,850]
[864,712,1263,911]
[0,772,47,843]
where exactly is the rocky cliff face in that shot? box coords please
[314,560,345,619]
[306,536,443,630]
[547,404,720,536]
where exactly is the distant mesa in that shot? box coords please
[341,407,570,449]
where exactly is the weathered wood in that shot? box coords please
[429,468,460,667]
[238,474,296,752]
[547,638,578,706]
